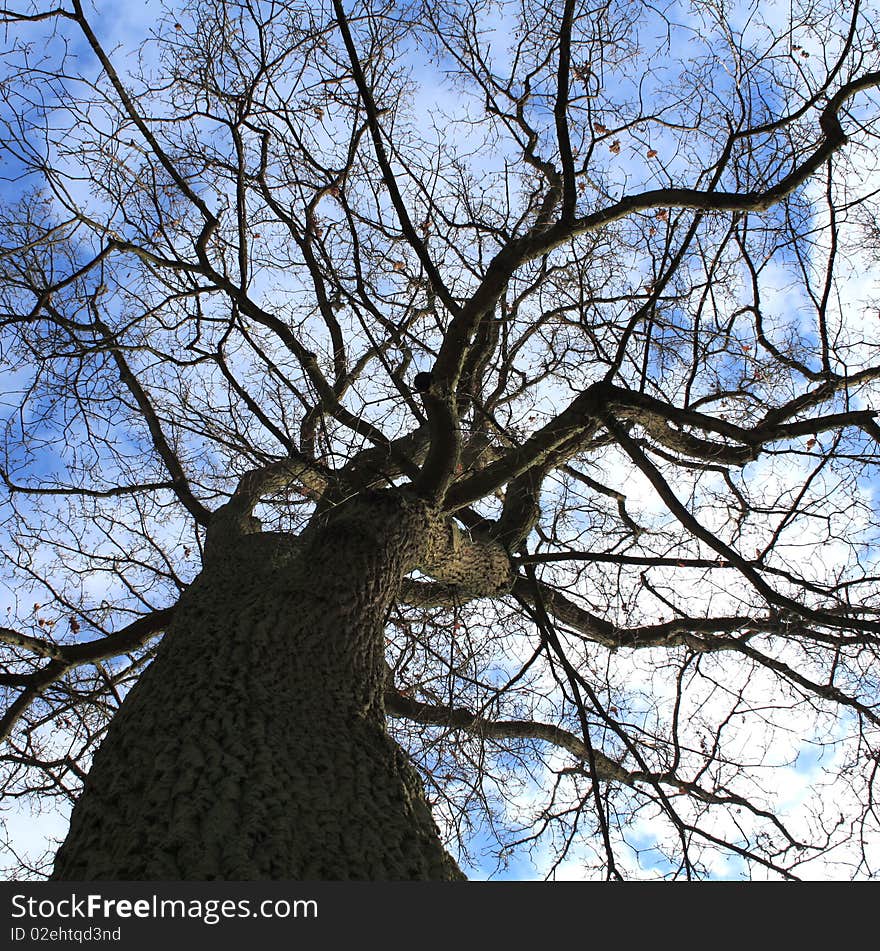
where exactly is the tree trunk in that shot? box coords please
[51,491,465,880]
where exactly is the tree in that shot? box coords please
[0,0,879,881]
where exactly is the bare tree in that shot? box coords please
[1,0,879,880]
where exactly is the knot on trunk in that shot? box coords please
[421,520,515,598]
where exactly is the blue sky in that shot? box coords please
[1,0,880,881]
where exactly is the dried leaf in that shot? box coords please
[646,148,658,158]
[609,139,621,155]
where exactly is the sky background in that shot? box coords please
[1,0,879,880]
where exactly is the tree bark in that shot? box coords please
[52,491,465,880]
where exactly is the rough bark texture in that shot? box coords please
[52,491,465,880]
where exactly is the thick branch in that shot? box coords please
[513,576,760,650]
[385,689,631,782]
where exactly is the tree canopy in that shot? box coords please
[1,0,880,880]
